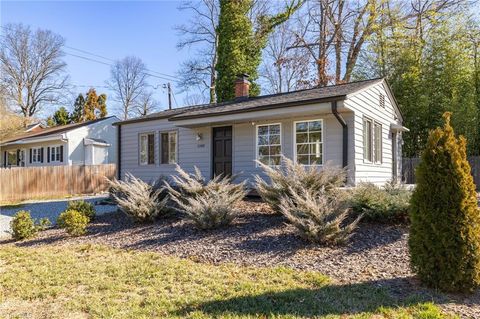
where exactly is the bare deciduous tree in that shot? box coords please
[260,21,312,93]
[135,91,160,116]
[107,56,149,120]
[175,0,219,103]
[0,23,69,118]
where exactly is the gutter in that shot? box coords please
[331,101,348,168]
[0,134,67,146]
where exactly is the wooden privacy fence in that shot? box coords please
[402,156,480,190]
[0,164,116,202]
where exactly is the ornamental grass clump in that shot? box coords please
[255,156,346,212]
[165,166,247,230]
[107,173,170,223]
[409,112,480,293]
[278,186,361,245]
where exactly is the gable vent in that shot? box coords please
[379,93,385,108]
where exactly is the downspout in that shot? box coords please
[117,125,122,180]
[331,101,348,168]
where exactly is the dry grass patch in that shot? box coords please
[0,244,456,319]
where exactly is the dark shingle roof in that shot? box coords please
[114,78,383,125]
[1,116,117,144]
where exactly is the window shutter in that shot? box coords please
[60,145,64,162]
[147,134,154,164]
[29,149,32,163]
[161,133,168,164]
[16,150,20,166]
[3,151,6,167]
[47,147,50,163]
[40,147,44,163]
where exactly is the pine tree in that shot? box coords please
[52,106,70,125]
[97,93,108,118]
[84,89,99,121]
[215,0,303,102]
[409,112,480,292]
[70,93,85,123]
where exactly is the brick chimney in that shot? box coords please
[235,73,250,100]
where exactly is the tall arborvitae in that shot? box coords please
[409,112,480,292]
[70,93,85,123]
[215,0,303,102]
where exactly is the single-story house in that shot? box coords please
[114,76,408,186]
[0,116,118,168]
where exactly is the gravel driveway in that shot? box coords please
[0,195,117,238]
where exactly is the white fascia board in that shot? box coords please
[1,134,68,146]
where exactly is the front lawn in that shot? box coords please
[0,244,454,319]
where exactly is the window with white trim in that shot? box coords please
[295,120,323,165]
[161,131,177,164]
[32,147,41,163]
[139,133,155,165]
[257,123,281,166]
[363,118,382,164]
[50,146,61,162]
[7,150,17,166]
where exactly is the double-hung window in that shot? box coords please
[7,150,17,166]
[295,120,323,165]
[161,131,177,164]
[139,133,155,165]
[256,124,281,166]
[363,118,382,163]
[50,146,61,162]
[32,147,42,163]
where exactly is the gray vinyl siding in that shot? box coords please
[120,113,355,185]
[344,82,402,185]
[119,119,211,182]
[233,113,355,185]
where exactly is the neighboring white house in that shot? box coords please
[114,77,408,186]
[0,116,118,168]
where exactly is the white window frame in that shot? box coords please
[293,119,324,166]
[50,145,61,163]
[374,122,383,164]
[160,131,178,164]
[363,117,383,165]
[32,147,42,163]
[255,123,282,167]
[139,132,155,166]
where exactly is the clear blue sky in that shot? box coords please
[0,0,195,118]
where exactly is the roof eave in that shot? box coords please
[169,95,347,122]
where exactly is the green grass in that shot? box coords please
[0,244,456,319]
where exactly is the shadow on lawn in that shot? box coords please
[177,277,440,317]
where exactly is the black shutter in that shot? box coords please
[47,147,50,163]
[147,134,154,164]
[40,147,44,163]
[60,145,64,162]
[161,133,168,164]
[4,151,7,167]
[16,150,20,166]
[29,149,32,163]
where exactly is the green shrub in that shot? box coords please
[10,211,51,241]
[10,211,37,240]
[57,209,89,236]
[351,182,411,223]
[67,200,95,221]
[165,166,247,229]
[279,185,361,245]
[409,112,480,292]
[255,156,346,212]
[107,173,170,222]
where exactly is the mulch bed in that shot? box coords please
[2,199,479,318]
